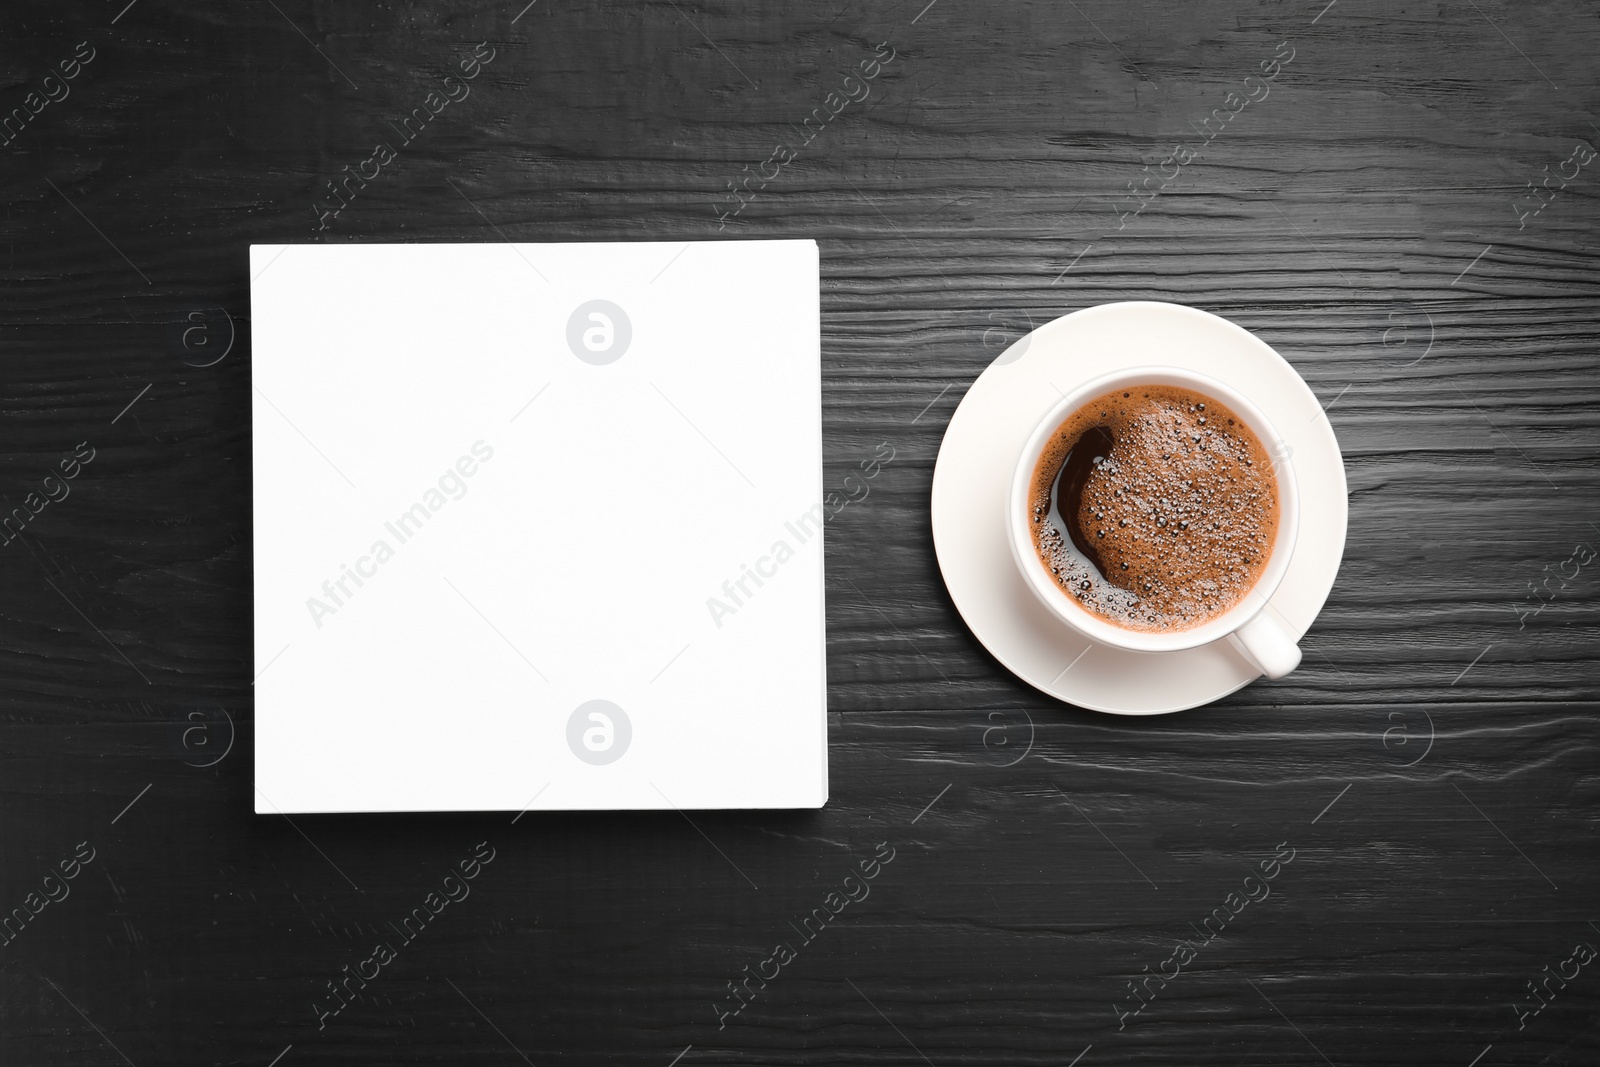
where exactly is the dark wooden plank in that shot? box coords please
[1,0,1598,1064]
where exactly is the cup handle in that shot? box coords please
[1227,610,1301,680]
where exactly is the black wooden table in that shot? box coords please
[2,1,1597,1064]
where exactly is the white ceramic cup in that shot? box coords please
[1007,366,1302,679]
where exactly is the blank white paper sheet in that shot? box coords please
[251,240,826,812]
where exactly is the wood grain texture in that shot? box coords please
[1,0,1597,1064]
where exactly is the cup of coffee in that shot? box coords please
[1007,366,1302,678]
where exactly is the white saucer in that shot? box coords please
[930,302,1348,715]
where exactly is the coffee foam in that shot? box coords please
[1028,384,1278,632]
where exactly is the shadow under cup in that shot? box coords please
[1007,366,1303,679]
